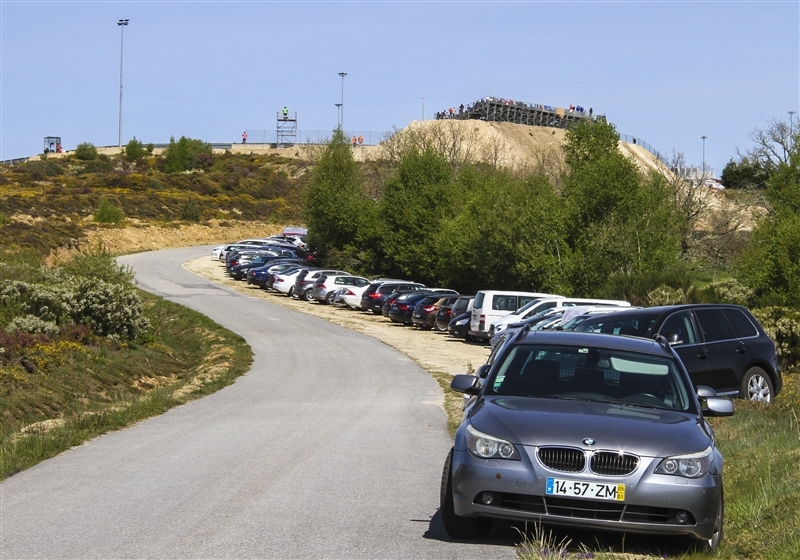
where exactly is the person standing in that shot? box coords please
[358,135,363,146]
[242,131,247,144]
[352,136,357,148]
[283,107,289,119]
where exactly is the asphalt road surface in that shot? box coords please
[0,247,515,559]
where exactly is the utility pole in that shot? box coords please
[117,19,129,148]
[338,72,347,131]
[700,135,708,177]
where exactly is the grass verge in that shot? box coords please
[0,290,252,480]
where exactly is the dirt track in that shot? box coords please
[183,256,491,378]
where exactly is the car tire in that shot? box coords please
[740,366,774,403]
[440,448,493,540]
[325,292,335,305]
[303,288,314,302]
[287,286,295,298]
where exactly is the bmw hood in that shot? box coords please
[469,396,711,457]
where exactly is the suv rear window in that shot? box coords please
[723,308,759,338]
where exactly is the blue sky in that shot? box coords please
[1,1,798,175]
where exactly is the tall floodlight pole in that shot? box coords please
[700,135,708,176]
[335,103,342,127]
[789,111,797,151]
[338,72,347,131]
[117,19,129,148]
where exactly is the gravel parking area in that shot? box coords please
[183,257,491,378]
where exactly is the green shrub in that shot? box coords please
[124,137,146,161]
[60,248,136,285]
[74,142,98,161]
[180,197,202,222]
[163,136,213,173]
[6,315,59,336]
[145,143,155,154]
[752,307,800,370]
[66,277,150,341]
[93,198,125,224]
[693,278,756,306]
[25,159,63,180]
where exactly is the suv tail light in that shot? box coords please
[398,303,410,311]
[479,314,486,331]
[422,305,436,313]
[368,293,381,299]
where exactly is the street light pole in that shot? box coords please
[335,103,342,128]
[700,135,708,177]
[338,72,347,131]
[117,19,129,148]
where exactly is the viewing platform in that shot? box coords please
[437,96,595,130]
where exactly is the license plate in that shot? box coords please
[546,478,625,501]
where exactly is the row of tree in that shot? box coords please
[303,119,800,308]
[303,122,684,297]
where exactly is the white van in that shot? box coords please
[468,291,561,342]
[490,297,631,337]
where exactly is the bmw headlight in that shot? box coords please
[455,318,469,326]
[466,424,520,460]
[494,324,506,333]
[654,446,713,478]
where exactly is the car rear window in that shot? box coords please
[723,308,759,338]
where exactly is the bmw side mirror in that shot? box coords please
[703,397,734,417]
[451,374,481,395]
[476,364,490,379]
[696,385,717,398]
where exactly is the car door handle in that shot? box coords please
[697,352,707,359]
[736,346,747,354]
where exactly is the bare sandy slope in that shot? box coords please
[183,256,491,378]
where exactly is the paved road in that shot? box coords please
[0,247,515,559]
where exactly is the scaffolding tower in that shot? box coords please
[276,110,297,147]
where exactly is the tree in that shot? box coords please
[737,137,800,305]
[720,157,769,190]
[124,137,146,161]
[163,136,213,173]
[562,120,682,295]
[436,168,570,294]
[377,148,458,283]
[302,128,378,269]
[75,142,98,161]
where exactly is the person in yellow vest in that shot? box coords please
[283,107,288,119]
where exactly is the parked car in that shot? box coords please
[442,329,734,549]
[413,294,461,329]
[434,295,474,332]
[246,260,309,288]
[338,280,375,309]
[468,291,562,343]
[273,267,315,296]
[571,304,782,403]
[490,297,631,338]
[360,281,427,314]
[294,269,349,301]
[228,252,293,280]
[311,274,368,305]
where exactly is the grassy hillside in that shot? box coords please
[0,149,309,253]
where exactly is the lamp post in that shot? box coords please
[117,19,129,148]
[789,111,797,151]
[338,72,347,131]
[335,103,342,127]
[700,135,708,176]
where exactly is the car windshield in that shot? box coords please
[488,344,693,412]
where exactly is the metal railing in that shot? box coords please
[241,130,387,146]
